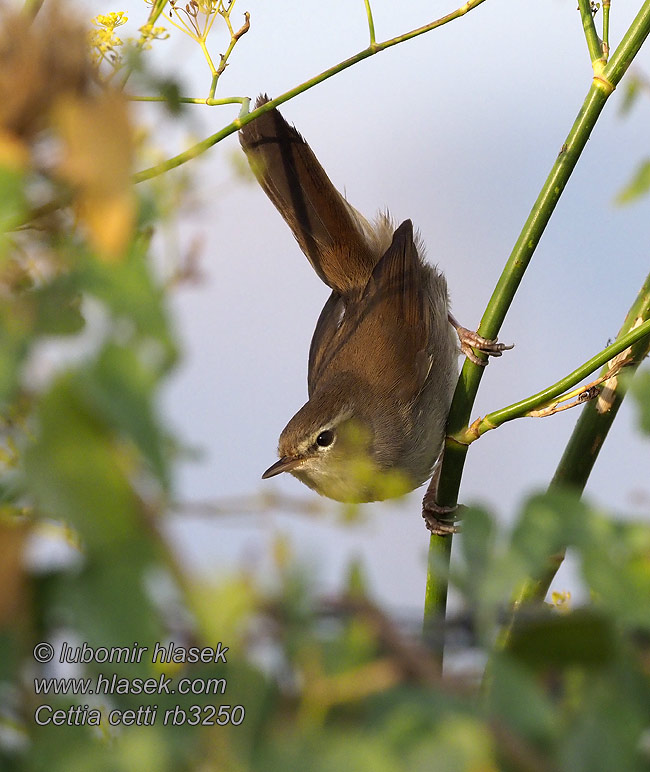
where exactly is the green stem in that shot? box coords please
[211,11,250,99]
[200,39,219,79]
[578,0,605,68]
[423,535,451,660]
[423,0,650,656]
[209,74,219,101]
[364,0,377,47]
[128,95,247,106]
[457,319,650,443]
[513,272,650,606]
[603,0,611,56]
[133,0,488,183]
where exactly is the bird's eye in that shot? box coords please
[316,429,335,448]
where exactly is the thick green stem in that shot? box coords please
[423,535,451,659]
[423,0,650,657]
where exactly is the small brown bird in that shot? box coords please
[240,97,511,516]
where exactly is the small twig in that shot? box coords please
[169,0,202,38]
[525,361,628,418]
[526,384,600,418]
[363,0,376,47]
[602,0,611,57]
[210,11,250,99]
[578,0,606,70]
[200,38,219,78]
[127,95,248,106]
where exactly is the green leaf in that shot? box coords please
[459,506,495,583]
[508,609,617,669]
[615,158,650,205]
[411,715,496,772]
[451,507,528,642]
[57,541,163,662]
[485,654,556,744]
[559,665,649,772]
[31,275,85,336]
[0,337,23,405]
[79,343,169,489]
[579,517,650,631]
[0,295,35,405]
[0,164,27,236]
[80,238,176,370]
[24,375,140,549]
[510,491,588,575]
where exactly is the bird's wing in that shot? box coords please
[356,219,432,399]
[307,290,345,397]
[306,220,433,402]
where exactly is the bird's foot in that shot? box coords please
[448,314,514,367]
[422,491,463,535]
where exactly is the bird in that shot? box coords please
[239,96,511,527]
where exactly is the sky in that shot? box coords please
[85,0,650,620]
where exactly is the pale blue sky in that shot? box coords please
[89,0,650,615]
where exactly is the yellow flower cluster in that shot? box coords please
[89,12,128,67]
[138,22,170,50]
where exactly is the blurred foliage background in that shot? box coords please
[0,1,649,770]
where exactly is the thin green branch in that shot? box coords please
[455,319,650,444]
[578,0,605,70]
[423,0,650,656]
[210,11,250,99]
[607,0,650,81]
[128,95,247,106]
[364,0,377,47]
[166,9,196,38]
[200,39,218,78]
[603,0,611,57]
[133,0,488,183]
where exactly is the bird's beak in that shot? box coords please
[262,455,303,479]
